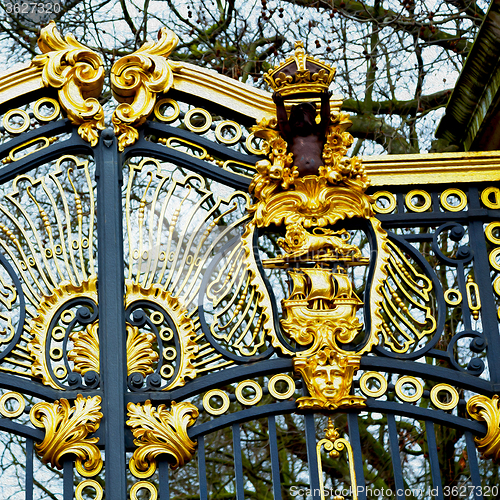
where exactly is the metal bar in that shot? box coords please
[198,435,208,500]
[465,431,483,500]
[63,460,73,500]
[387,414,405,500]
[25,438,33,500]
[268,415,282,500]
[424,421,443,500]
[158,460,170,500]
[347,413,366,500]
[304,414,321,500]
[233,423,245,500]
[95,129,127,498]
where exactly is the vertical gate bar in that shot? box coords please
[198,435,208,500]
[347,413,366,500]
[63,460,73,500]
[468,187,500,383]
[95,131,127,498]
[25,438,33,500]
[158,459,170,499]
[268,415,282,500]
[304,414,321,500]
[424,420,443,500]
[387,413,405,500]
[465,431,483,500]
[233,423,245,500]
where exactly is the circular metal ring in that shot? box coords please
[75,480,103,500]
[490,248,500,271]
[215,120,243,145]
[33,98,60,122]
[440,188,467,212]
[444,289,462,306]
[75,457,103,477]
[430,384,459,411]
[54,365,68,379]
[184,108,212,133]
[359,371,387,398]
[150,311,164,325]
[245,133,265,155]
[395,376,423,403]
[268,374,295,400]
[159,327,173,341]
[405,190,432,213]
[485,222,500,245]
[61,310,75,324]
[203,389,230,415]
[235,380,262,406]
[154,98,180,123]
[130,481,158,500]
[52,326,66,341]
[0,392,25,418]
[481,187,500,209]
[50,347,63,360]
[163,347,176,361]
[129,457,156,479]
[3,109,30,134]
[372,191,397,214]
[494,277,500,297]
[160,364,174,379]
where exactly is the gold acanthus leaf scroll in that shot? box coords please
[32,21,105,146]
[30,395,103,477]
[467,394,500,463]
[127,400,199,478]
[111,28,179,151]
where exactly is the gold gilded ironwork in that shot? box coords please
[75,480,103,500]
[127,400,199,477]
[3,109,30,134]
[444,289,462,306]
[486,222,500,245]
[111,28,179,151]
[30,395,103,476]
[33,97,61,122]
[394,376,424,403]
[268,374,296,400]
[466,275,481,320]
[467,394,500,463]
[0,391,25,418]
[215,120,243,145]
[235,380,263,406]
[203,389,231,415]
[126,324,159,376]
[32,22,105,146]
[3,137,58,164]
[154,98,180,122]
[359,372,387,399]
[430,384,459,411]
[68,321,100,375]
[482,187,500,209]
[130,482,158,500]
[184,108,212,133]
[317,419,358,500]
[372,191,397,214]
[440,188,467,211]
[405,189,432,212]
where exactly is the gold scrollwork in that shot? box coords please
[467,394,500,463]
[127,400,199,477]
[75,480,103,500]
[430,384,459,411]
[405,190,431,212]
[235,380,262,406]
[130,482,158,500]
[440,188,467,212]
[359,372,387,398]
[372,190,397,214]
[32,22,105,146]
[0,392,25,418]
[111,28,179,151]
[203,389,230,415]
[395,376,423,403]
[30,395,103,477]
[317,419,358,500]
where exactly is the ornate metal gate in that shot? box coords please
[0,22,499,500]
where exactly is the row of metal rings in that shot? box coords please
[202,375,295,415]
[2,98,61,134]
[359,372,459,411]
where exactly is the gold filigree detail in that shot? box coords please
[126,323,158,376]
[111,28,179,151]
[125,281,198,389]
[30,395,103,477]
[127,400,199,477]
[317,419,358,500]
[32,22,104,146]
[28,276,98,389]
[68,321,99,374]
[467,394,500,463]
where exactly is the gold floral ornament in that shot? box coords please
[244,41,391,410]
[127,400,199,477]
[111,28,179,151]
[467,394,500,463]
[30,395,103,477]
[32,22,105,146]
